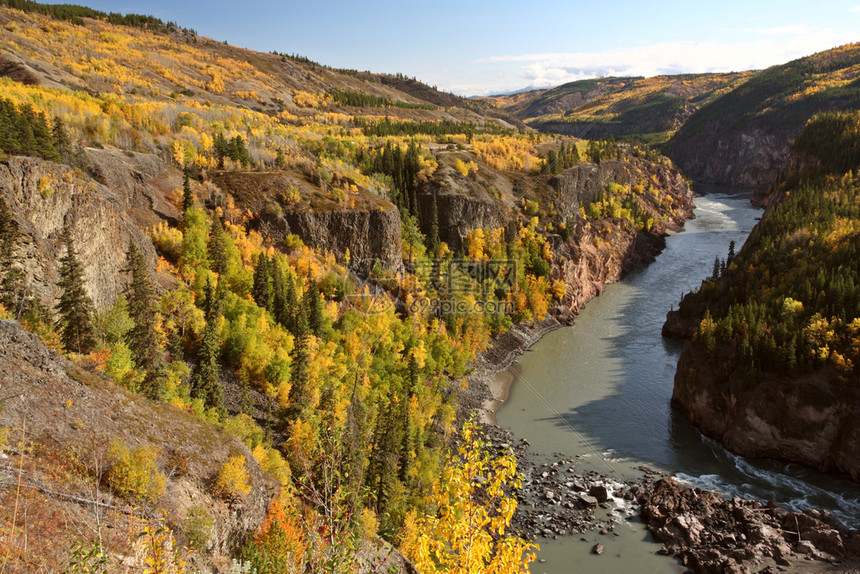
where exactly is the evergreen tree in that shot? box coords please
[213,132,229,169]
[0,196,26,317]
[207,214,228,276]
[427,190,440,256]
[283,271,298,334]
[252,252,270,309]
[190,276,224,414]
[229,135,252,168]
[124,240,165,399]
[181,166,194,214]
[287,300,310,417]
[52,115,71,162]
[55,230,97,354]
[270,256,287,324]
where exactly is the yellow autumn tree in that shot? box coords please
[401,421,536,574]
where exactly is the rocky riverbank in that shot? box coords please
[639,478,860,574]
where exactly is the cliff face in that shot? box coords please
[273,207,402,273]
[212,170,403,274]
[0,319,271,571]
[666,125,791,189]
[0,156,160,309]
[672,350,860,482]
[552,158,694,320]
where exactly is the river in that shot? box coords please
[495,188,860,573]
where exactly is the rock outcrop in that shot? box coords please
[667,125,791,190]
[0,319,272,571]
[0,156,160,309]
[672,353,860,482]
[639,478,860,574]
[212,171,403,274]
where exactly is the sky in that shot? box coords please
[40,0,860,96]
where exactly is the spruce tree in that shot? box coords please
[190,276,224,414]
[124,240,165,399]
[252,252,270,309]
[270,256,287,323]
[287,300,310,417]
[52,116,71,162]
[181,166,194,214]
[207,214,228,276]
[428,191,440,256]
[283,271,297,333]
[55,230,97,354]
[0,197,25,317]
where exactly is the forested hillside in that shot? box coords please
[0,3,697,572]
[479,73,752,144]
[666,111,860,480]
[663,43,860,188]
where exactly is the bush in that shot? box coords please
[216,455,251,499]
[183,504,214,548]
[105,440,166,503]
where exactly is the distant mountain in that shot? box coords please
[479,73,753,144]
[664,43,860,189]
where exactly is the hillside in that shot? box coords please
[663,43,860,189]
[664,110,860,481]
[0,3,699,572]
[480,73,752,144]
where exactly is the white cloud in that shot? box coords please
[851,5,860,12]
[470,28,857,93]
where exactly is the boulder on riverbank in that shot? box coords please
[639,478,860,574]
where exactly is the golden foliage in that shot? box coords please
[401,422,536,574]
[106,440,166,503]
[216,454,252,498]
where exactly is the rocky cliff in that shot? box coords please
[0,156,161,309]
[672,351,860,482]
[212,171,403,274]
[0,319,271,572]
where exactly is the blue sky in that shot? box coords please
[40,0,860,95]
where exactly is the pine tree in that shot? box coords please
[213,133,229,169]
[55,230,96,354]
[190,276,224,414]
[124,240,165,399]
[252,252,270,309]
[270,256,286,323]
[283,271,297,333]
[181,166,194,214]
[0,196,26,317]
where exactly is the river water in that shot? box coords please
[495,189,860,573]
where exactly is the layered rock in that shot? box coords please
[667,125,791,190]
[212,171,403,274]
[0,156,160,309]
[672,354,860,482]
